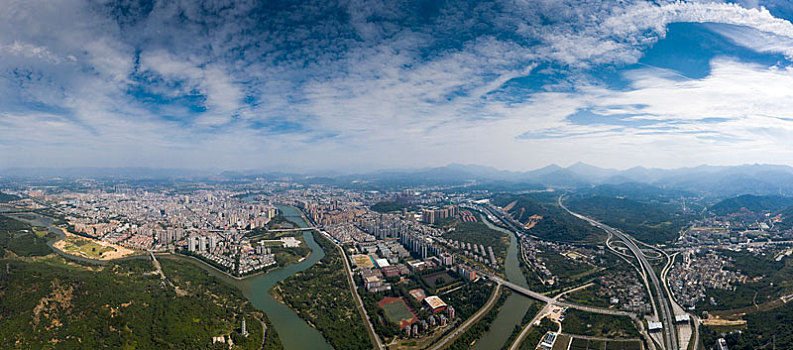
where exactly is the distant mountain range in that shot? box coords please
[342,163,793,197]
[4,163,793,197]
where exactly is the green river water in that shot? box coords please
[472,216,534,350]
[13,206,334,350]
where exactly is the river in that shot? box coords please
[175,205,333,350]
[472,215,534,350]
[12,206,334,350]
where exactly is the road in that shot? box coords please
[508,283,592,350]
[490,276,637,318]
[149,250,166,280]
[559,197,678,350]
[330,235,384,350]
[509,302,552,350]
[429,284,502,350]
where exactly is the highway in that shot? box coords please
[559,197,678,350]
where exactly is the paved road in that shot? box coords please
[331,236,384,350]
[559,197,678,350]
[489,276,637,318]
[429,284,502,350]
[508,283,593,350]
[148,250,166,280]
[509,302,552,350]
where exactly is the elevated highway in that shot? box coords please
[559,197,678,350]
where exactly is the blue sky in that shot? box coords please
[3,0,793,172]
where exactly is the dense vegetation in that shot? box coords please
[370,201,416,213]
[272,231,371,350]
[446,288,510,350]
[700,249,793,311]
[0,192,21,202]
[494,194,604,243]
[710,194,793,215]
[504,301,541,350]
[701,300,793,349]
[445,220,509,261]
[566,196,686,244]
[518,317,557,350]
[561,309,639,338]
[0,215,55,258]
[579,183,693,204]
[0,256,271,349]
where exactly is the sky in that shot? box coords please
[3,0,793,173]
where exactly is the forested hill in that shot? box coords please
[710,195,793,216]
[494,194,603,243]
[0,257,275,349]
[566,196,685,244]
[0,192,21,203]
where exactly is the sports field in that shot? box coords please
[56,236,117,259]
[378,297,417,328]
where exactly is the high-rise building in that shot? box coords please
[188,236,197,252]
[208,236,217,250]
[198,236,207,252]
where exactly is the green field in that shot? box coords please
[568,337,642,350]
[562,309,639,339]
[61,237,116,259]
[380,298,415,326]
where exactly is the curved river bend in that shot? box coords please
[187,206,334,350]
[13,206,334,350]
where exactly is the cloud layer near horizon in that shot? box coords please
[2,0,793,172]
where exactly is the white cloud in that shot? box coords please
[4,0,793,171]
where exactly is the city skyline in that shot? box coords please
[3,0,793,172]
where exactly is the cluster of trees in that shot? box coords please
[710,194,793,216]
[566,196,686,244]
[494,194,605,243]
[701,301,793,349]
[370,201,416,213]
[445,220,509,259]
[561,309,639,338]
[0,215,54,258]
[0,192,21,203]
[445,288,510,350]
[518,317,557,350]
[0,256,271,349]
[700,249,793,311]
[273,232,371,350]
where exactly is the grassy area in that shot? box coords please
[272,231,371,350]
[561,309,639,339]
[518,318,558,350]
[380,297,416,326]
[269,237,311,267]
[60,237,116,259]
[568,337,642,350]
[0,255,273,349]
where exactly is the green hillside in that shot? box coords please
[710,195,793,215]
[0,256,279,349]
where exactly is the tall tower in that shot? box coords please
[241,318,248,337]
